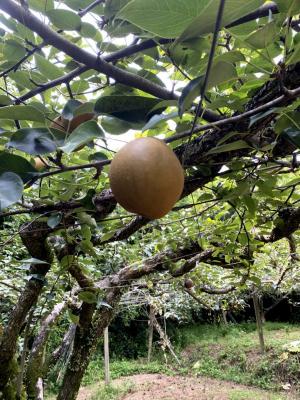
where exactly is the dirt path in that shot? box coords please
[77,374,294,400]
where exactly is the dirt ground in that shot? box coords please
[77,374,294,400]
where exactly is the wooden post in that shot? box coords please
[147,305,154,363]
[253,293,265,353]
[104,327,110,385]
[221,308,228,325]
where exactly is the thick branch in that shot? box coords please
[26,302,67,399]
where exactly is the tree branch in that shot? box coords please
[78,0,105,17]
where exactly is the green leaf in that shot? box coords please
[246,21,277,49]
[206,140,251,155]
[88,152,108,162]
[8,128,65,155]
[0,153,38,183]
[3,39,26,61]
[64,0,99,11]
[282,128,300,148]
[28,0,54,12]
[179,62,237,116]
[276,0,300,15]
[142,111,178,132]
[47,213,62,228]
[0,105,45,122]
[78,291,98,304]
[243,195,257,216]
[100,230,116,243]
[249,108,279,127]
[0,95,13,106]
[35,54,64,80]
[0,172,23,210]
[68,310,80,325]
[73,102,95,117]
[177,0,263,42]
[287,41,300,65]
[62,99,82,120]
[60,121,105,154]
[21,257,50,264]
[80,22,97,38]
[118,0,262,39]
[60,255,74,269]
[95,95,163,123]
[46,9,82,31]
[101,116,132,134]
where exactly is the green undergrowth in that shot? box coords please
[178,322,300,393]
[88,381,134,400]
[83,359,172,386]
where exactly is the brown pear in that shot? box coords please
[109,137,184,219]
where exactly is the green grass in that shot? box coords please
[178,322,300,392]
[228,388,286,400]
[45,381,133,400]
[83,359,172,386]
[89,381,134,400]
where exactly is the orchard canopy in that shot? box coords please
[0,0,300,399]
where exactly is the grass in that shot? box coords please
[89,381,134,400]
[45,381,134,400]
[178,322,300,392]
[228,388,286,400]
[83,359,172,386]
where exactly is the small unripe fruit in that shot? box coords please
[184,278,194,289]
[109,137,184,219]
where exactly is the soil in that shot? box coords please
[77,374,293,400]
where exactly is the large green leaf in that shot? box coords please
[0,172,23,210]
[206,140,251,155]
[118,0,262,39]
[60,121,105,154]
[28,0,54,12]
[177,0,263,42]
[179,61,237,116]
[35,54,64,80]
[8,128,66,155]
[46,9,82,31]
[0,105,45,122]
[3,39,26,61]
[276,0,300,14]
[101,116,133,134]
[95,95,163,123]
[0,153,38,183]
[78,291,98,304]
[246,21,277,49]
[62,99,83,120]
[287,41,300,65]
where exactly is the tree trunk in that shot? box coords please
[253,293,265,353]
[57,288,121,400]
[16,308,34,400]
[153,317,181,365]
[0,221,52,392]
